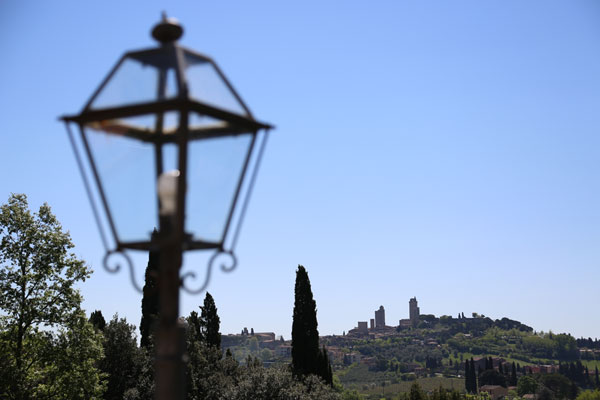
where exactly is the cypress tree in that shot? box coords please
[187,310,202,342]
[291,265,320,379]
[465,360,473,393]
[465,361,471,393]
[470,358,477,393]
[595,366,599,388]
[140,232,159,348]
[200,292,221,349]
[316,347,333,385]
[585,366,590,386]
[89,310,106,331]
[511,362,517,386]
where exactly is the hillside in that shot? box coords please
[223,313,600,399]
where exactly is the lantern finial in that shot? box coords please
[152,12,183,43]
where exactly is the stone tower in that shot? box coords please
[409,297,419,327]
[375,305,385,328]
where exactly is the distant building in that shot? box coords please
[399,319,412,328]
[370,318,375,329]
[357,321,368,333]
[253,332,276,341]
[479,385,508,400]
[375,306,385,328]
[275,345,292,357]
[260,340,279,350]
[409,297,420,327]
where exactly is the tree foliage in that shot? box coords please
[518,375,539,396]
[201,292,221,349]
[89,310,106,331]
[291,265,320,378]
[35,311,106,399]
[479,369,507,388]
[140,233,159,349]
[576,390,600,400]
[0,194,103,399]
[100,314,143,400]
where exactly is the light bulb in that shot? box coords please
[157,170,180,216]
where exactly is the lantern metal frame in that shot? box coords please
[61,17,272,293]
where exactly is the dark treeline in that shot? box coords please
[462,355,597,400]
[558,361,600,389]
[0,195,339,400]
[82,265,340,399]
[577,338,600,349]
[417,314,533,337]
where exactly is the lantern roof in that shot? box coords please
[62,15,271,133]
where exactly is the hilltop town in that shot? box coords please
[347,297,422,337]
[222,297,600,397]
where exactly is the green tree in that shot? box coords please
[100,314,143,400]
[200,292,221,349]
[576,390,600,400]
[260,348,273,361]
[479,369,507,387]
[518,375,539,396]
[539,373,576,400]
[554,334,579,360]
[248,336,260,353]
[89,310,106,331]
[0,194,99,399]
[510,362,518,386]
[125,349,154,400]
[317,346,333,385]
[409,382,426,400]
[465,360,471,393]
[469,358,477,393]
[184,325,236,400]
[139,233,159,349]
[291,265,320,379]
[222,365,340,400]
[34,311,105,399]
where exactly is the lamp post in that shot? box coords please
[61,15,272,399]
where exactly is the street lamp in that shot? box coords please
[61,14,272,399]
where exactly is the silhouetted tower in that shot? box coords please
[375,305,385,328]
[409,297,420,327]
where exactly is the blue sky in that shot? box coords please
[1,1,600,340]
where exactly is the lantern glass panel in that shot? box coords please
[184,52,249,117]
[188,113,228,131]
[186,123,254,243]
[90,51,179,110]
[83,118,159,243]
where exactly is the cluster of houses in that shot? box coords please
[470,356,561,375]
[222,329,293,358]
